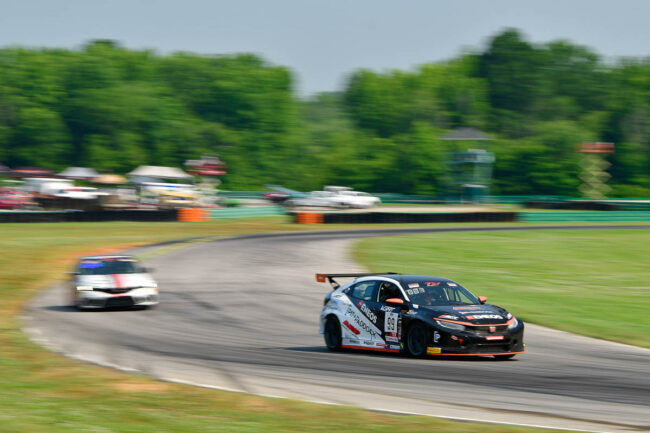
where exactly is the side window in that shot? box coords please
[349,281,379,301]
[377,282,404,303]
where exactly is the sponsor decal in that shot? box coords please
[425,282,440,286]
[111,274,124,288]
[407,287,425,295]
[438,314,458,320]
[385,335,399,343]
[380,305,396,312]
[80,261,103,269]
[375,342,387,348]
[358,301,378,324]
[433,331,441,343]
[451,335,459,341]
[460,310,492,314]
[364,340,373,345]
[453,306,481,310]
[465,314,503,320]
[408,283,420,288]
[489,326,496,333]
[384,312,398,333]
[405,310,418,315]
[485,335,504,341]
[426,347,442,354]
[345,306,380,338]
[447,282,457,286]
[389,344,401,350]
[343,320,360,335]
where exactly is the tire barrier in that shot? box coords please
[293,211,517,224]
[295,212,324,224]
[177,208,209,222]
[526,200,620,211]
[0,210,177,223]
[34,197,103,211]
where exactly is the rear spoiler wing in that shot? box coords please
[315,272,398,289]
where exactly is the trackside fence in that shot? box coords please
[517,211,650,223]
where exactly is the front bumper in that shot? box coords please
[427,325,525,356]
[76,288,159,309]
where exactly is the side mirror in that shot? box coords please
[385,298,408,310]
[478,296,488,304]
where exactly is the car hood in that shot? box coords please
[75,273,156,289]
[419,304,511,324]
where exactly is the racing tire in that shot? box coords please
[324,316,342,351]
[493,354,516,360]
[71,295,83,311]
[405,321,430,357]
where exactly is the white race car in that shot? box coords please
[70,255,159,309]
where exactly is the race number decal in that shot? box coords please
[385,312,398,333]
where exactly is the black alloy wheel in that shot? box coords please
[324,316,342,351]
[406,321,429,357]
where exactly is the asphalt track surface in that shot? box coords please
[24,226,650,433]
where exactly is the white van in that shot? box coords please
[22,178,74,196]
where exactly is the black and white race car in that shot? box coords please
[318,273,525,359]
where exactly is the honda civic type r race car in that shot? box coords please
[70,255,159,310]
[318,273,525,359]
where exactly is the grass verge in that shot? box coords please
[0,218,565,433]
[355,229,650,348]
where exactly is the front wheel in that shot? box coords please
[406,322,430,357]
[324,316,342,351]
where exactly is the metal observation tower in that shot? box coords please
[441,128,495,203]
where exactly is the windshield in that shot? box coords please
[404,280,478,306]
[78,259,144,275]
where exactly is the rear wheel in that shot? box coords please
[493,354,516,360]
[406,322,430,357]
[324,316,342,351]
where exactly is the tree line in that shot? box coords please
[1,30,648,196]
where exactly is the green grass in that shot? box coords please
[355,229,650,348]
[0,219,566,433]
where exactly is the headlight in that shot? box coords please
[507,317,519,329]
[436,320,466,331]
[76,286,93,291]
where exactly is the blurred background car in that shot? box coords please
[324,186,381,208]
[0,188,36,210]
[70,255,159,310]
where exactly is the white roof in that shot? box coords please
[59,167,99,178]
[128,165,191,179]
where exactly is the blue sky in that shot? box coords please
[1,0,648,95]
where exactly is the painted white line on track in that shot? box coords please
[161,376,611,433]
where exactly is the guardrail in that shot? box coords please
[517,211,650,223]
[208,206,287,219]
